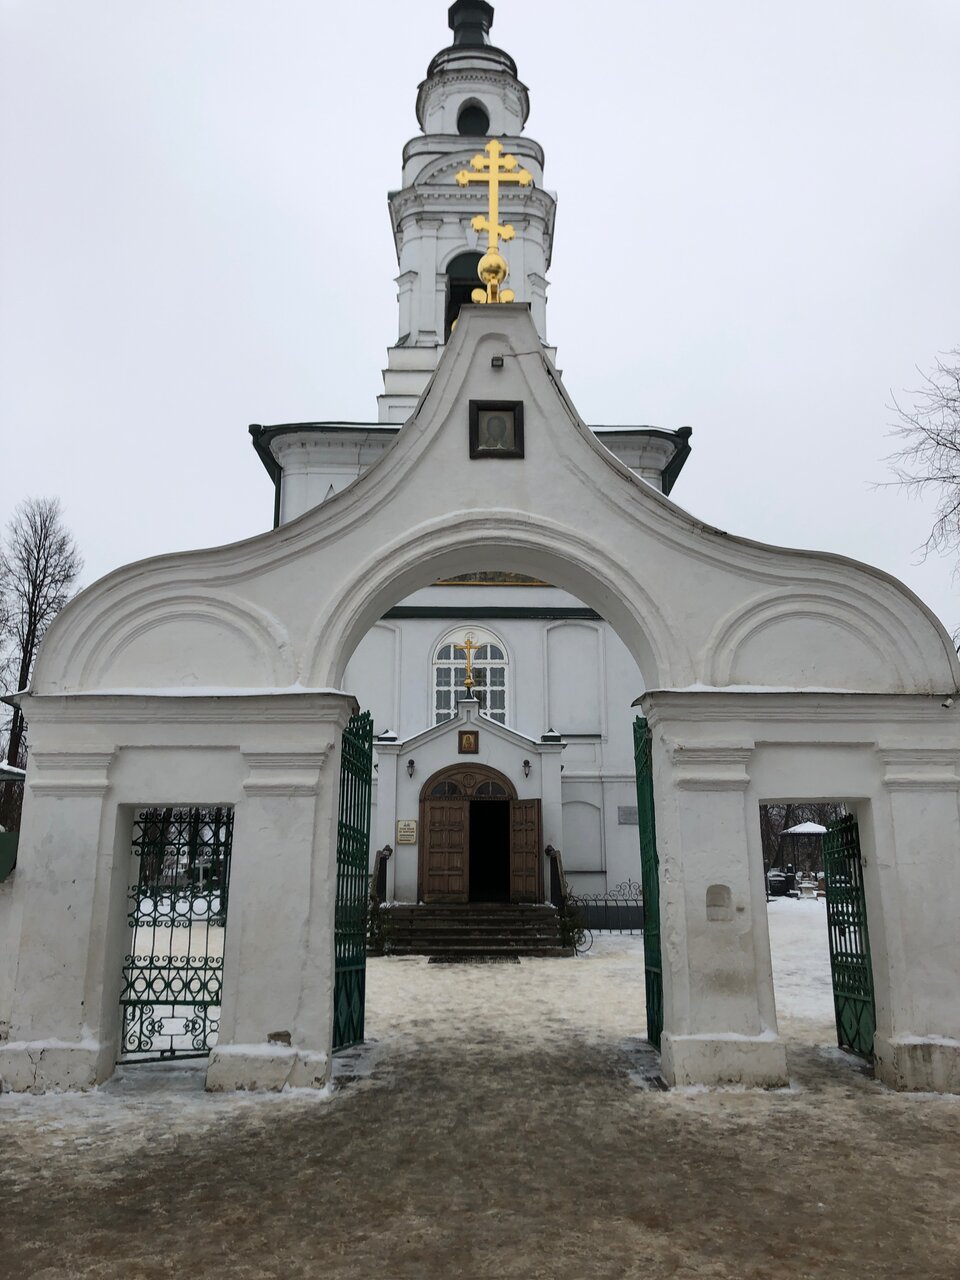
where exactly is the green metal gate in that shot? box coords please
[119,806,233,1061]
[634,716,663,1050]
[333,710,374,1052]
[823,814,876,1058]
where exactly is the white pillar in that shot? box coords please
[539,739,564,903]
[206,701,355,1091]
[871,750,960,1092]
[0,751,118,1092]
[373,739,400,901]
[648,719,788,1088]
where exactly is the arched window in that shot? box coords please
[433,629,509,725]
[444,251,483,340]
[457,103,489,137]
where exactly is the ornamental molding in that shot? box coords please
[668,744,753,792]
[878,747,960,791]
[20,692,357,726]
[641,691,953,727]
[30,751,116,772]
[28,749,115,798]
[391,188,554,216]
[241,750,330,797]
[416,69,530,127]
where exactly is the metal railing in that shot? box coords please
[570,880,644,934]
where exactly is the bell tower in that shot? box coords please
[379,0,557,422]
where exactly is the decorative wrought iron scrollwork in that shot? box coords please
[118,806,233,1063]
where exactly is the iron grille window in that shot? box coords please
[433,635,508,725]
[119,806,233,1062]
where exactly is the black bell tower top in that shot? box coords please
[448,0,495,46]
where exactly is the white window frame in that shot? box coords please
[432,626,510,726]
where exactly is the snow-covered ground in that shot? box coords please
[3,901,959,1280]
[1,897,834,1115]
[764,896,835,1034]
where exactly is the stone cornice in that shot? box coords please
[241,750,330,797]
[878,748,960,791]
[29,749,115,798]
[641,690,955,727]
[390,187,554,219]
[20,692,358,726]
[402,132,545,170]
[669,744,753,791]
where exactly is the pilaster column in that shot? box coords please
[0,751,116,1092]
[652,734,788,1088]
[205,720,352,1091]
[414,217,443,344]
[373,738,400,900]
[872,749,960,1092]
[539,740,564,903]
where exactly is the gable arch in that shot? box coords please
[303,511,683,693]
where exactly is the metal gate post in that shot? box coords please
[334,710,374,1051]
[634,716,663,1050]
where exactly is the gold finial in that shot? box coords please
[455,139,532,305]
[453,636,481,692]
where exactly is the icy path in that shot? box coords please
[2,905,959,1280]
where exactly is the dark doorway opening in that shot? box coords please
[469,800,510,902]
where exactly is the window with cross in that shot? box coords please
[433,629,508,725]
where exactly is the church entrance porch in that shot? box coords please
[418,765,542,905]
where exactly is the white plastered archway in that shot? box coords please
[2,304,959,1096]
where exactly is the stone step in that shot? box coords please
[384,919,561,932]
[376,901,568,957]
[387,942,572,957]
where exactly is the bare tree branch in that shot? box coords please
[0,498,82,826]
[885,348,960,559]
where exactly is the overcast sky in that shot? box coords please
[2,0,958,637]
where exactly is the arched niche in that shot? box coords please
[444,251,482,340]
[457,101,490,137]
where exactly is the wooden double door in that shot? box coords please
[419,765,542,904]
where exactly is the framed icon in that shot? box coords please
[469,401,524,459]
[458,729,480,754]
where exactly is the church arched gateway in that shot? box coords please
[2,1,959,1098]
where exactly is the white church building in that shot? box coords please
[2,1,959,1099]
[246,0,692,905]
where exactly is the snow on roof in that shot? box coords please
[782,821,828,835]
[0,763,25,782]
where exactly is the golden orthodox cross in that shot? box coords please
[455,139,532,304]
[453,637,482,691]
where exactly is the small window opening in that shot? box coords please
[445,251,483,339]
[458,103,490,137]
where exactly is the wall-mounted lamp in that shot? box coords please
[522,759,531,778]
[490,354,504,369]
[406,759,415,777]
